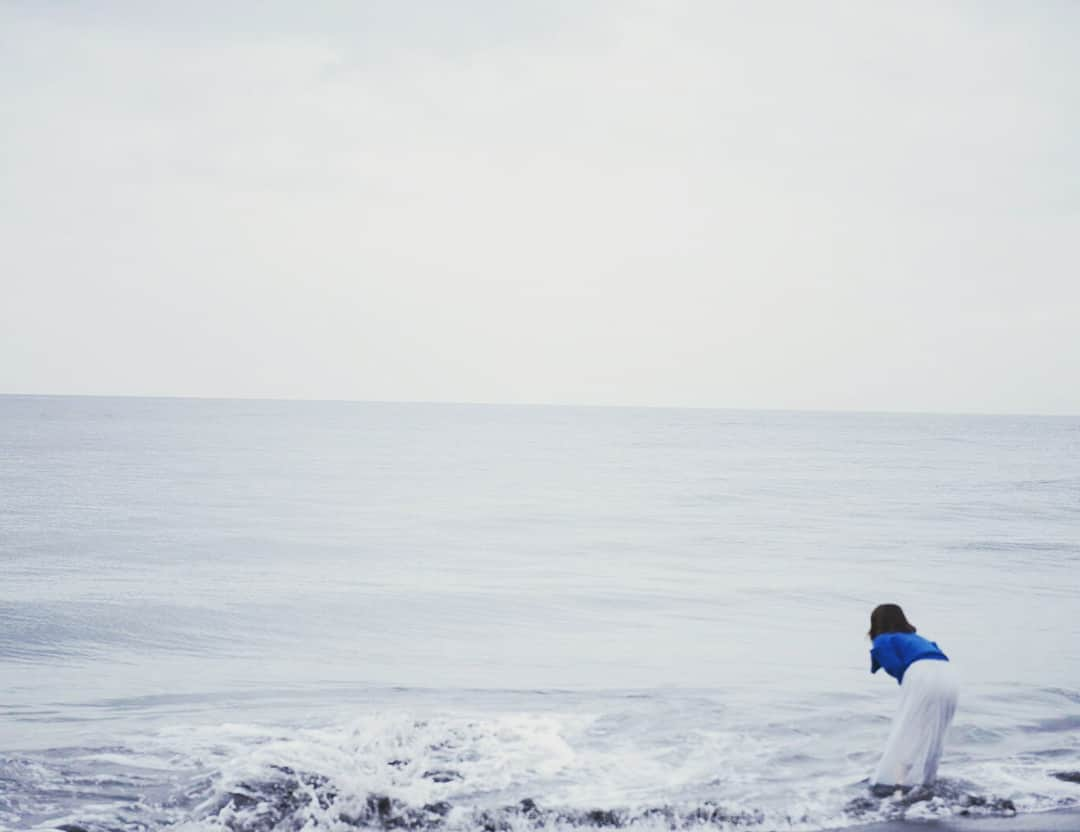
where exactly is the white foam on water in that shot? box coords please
[13,699,1076,832]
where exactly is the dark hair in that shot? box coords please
[868,603,916,640]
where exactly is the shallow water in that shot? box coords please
[1,396,1078,830]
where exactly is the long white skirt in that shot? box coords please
[872,658,959,788]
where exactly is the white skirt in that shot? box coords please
[872,658,959,788]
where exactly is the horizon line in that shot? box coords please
[0,390,1076,420]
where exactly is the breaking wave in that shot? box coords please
[6,710,1077,832]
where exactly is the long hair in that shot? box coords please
[868,603,916,640]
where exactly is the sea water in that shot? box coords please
[1,396,1077,831]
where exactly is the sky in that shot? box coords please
[2,1,1078,414]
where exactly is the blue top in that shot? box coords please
[870,632,948,684]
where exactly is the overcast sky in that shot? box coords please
[2,1,1077,413]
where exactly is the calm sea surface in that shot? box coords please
[1,396,1078,830]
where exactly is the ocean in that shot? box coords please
[1,395,1077,831]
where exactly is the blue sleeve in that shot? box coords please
[870,648,881,674]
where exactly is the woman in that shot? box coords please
[868,603,958,791]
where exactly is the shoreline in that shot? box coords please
[847,807,1080,832]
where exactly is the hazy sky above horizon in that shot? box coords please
[2,1,1078,414]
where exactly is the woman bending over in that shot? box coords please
[868,603,958,792]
